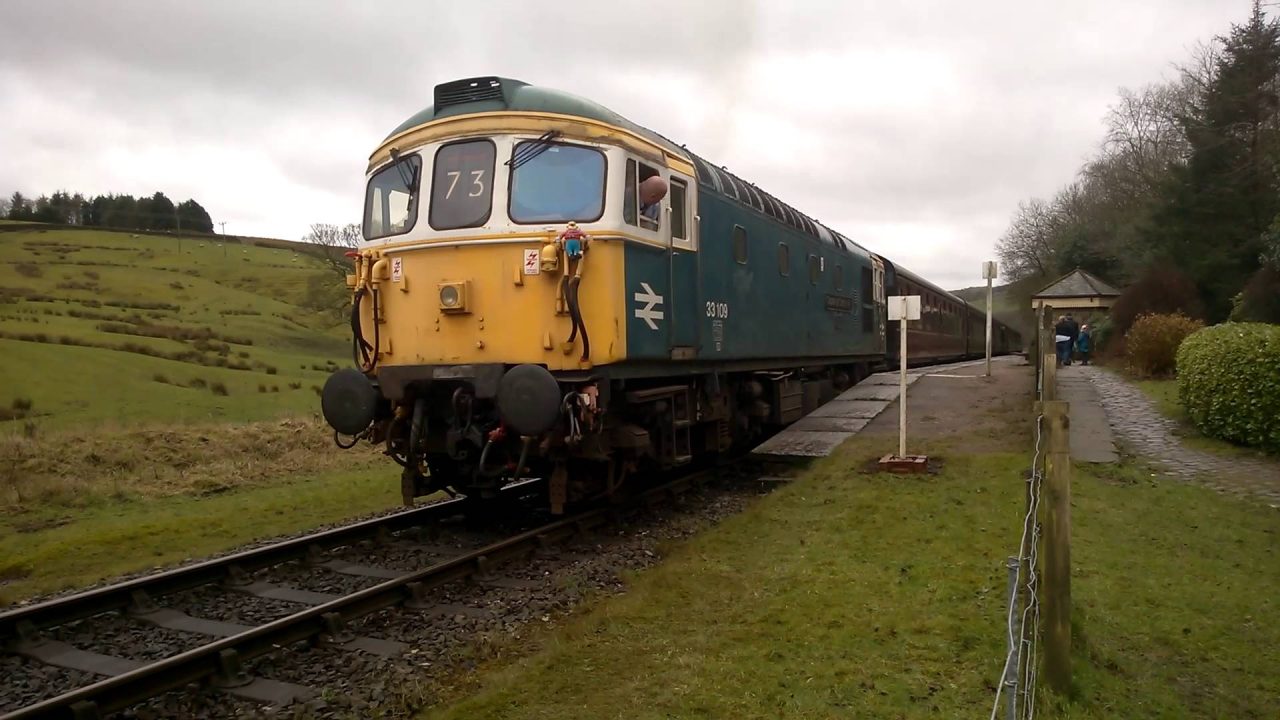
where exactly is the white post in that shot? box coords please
[983,261,997,377]
[887,295,920,460]
[899,309,908,459]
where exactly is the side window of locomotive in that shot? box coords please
[778,243,790,276]
[430,140,495,231]
[624,160,663,231]
[732,225,747,264]
[670,179,687,240]
[808,255,821,285]
[509,141,606,224]
[835,264,843,290]
[623,159,637,225]
[364,154,422,240]
[861,266,874,332]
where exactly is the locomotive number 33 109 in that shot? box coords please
[705,301,729,319]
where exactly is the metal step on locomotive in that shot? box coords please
[320,76,1021,513]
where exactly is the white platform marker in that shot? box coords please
[887,295,921,459]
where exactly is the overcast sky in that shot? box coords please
[0,0,1251,289]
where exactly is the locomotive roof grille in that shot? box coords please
[434,77,505,110]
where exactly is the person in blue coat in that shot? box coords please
[1076,324,1092,365]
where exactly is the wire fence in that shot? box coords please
[990,412,1044,720]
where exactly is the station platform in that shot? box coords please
[751,356,1020,459]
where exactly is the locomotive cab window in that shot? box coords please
[430,140,495,231]
[623,159,663,231]
[509,141,605,224]
[732,225,747,264]
[364,153,422,240]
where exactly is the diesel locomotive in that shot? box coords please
[320,76,1021,511]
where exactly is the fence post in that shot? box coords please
[1040,305,1056,401]
[1041,399,1071,695]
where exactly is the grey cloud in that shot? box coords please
[0,0,1252,281]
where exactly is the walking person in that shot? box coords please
[1053,315,1072,366]
[1077,324,1092,365]
[1065,313,1080,366]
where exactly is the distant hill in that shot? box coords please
[951,274,1046,341]
[0,227,351,429]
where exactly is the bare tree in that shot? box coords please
[995,198,1061,281]
[300,223,361,319]
[0,196,10,218]
[303,223,362,279]
[1092,83,1191,202]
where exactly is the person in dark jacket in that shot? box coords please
[1065,314,1080,365]
[1053,316,1072,366]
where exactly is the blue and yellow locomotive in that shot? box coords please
[321,76,1019,511]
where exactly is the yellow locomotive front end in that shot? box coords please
[321,77,698,510]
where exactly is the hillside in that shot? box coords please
[0,228,350,429]
[951,274,1044,340]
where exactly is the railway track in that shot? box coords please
[0,469,734,719]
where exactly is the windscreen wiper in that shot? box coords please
[507,131,561,170]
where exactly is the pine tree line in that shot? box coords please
[4,190,214,234]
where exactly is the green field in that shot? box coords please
[0,228,349,428]
[0,228,412,604]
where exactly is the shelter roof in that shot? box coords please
[1031,268,1122,299]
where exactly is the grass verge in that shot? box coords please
[0,464,402,604]
[415,433,1279,718]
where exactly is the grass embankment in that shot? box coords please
[0,417,391,603]
[0,228,403,605]
[1134,377,1275,459]
[419,382,1278,718]
[0,228,348,428]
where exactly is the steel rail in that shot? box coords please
[0,478,542,645]
[1,471,708,720]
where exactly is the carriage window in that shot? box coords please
[670,179,687,240]
[430,140,494,230]
[778,243,790,276]
[732,225,747,264]
[364,154,421,239]
[509,142,605,224]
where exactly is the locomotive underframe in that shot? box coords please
[357,359,880,513]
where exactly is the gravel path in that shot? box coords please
[1079,365,1280,506]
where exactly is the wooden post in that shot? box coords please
[1041,400,1072,695]
[1039,304,1056,401]
[1043,349,1056,401]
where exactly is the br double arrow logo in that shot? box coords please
[633,282,665,330]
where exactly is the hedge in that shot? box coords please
[1176,323,1280,452]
